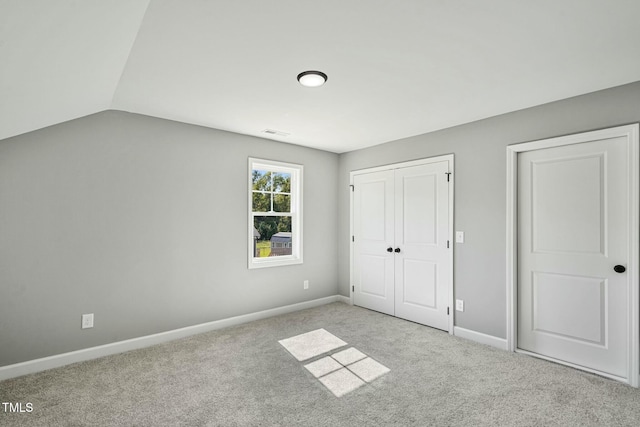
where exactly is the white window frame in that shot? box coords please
[248,158,303,269]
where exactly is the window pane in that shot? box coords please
[253,216,292,258]
[272,172,291,193]
[252,170,272,191]
[252,192,271,212]
[273,194,290,212]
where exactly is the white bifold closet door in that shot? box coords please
[353,161,450,331]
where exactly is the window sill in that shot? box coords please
[248,257,303,269]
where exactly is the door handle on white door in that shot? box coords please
[394,248,401,253]
[614,265,626,273]
[387,247,393,253]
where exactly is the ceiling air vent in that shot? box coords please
[262,129,290,137]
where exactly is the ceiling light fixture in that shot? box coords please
[297,70,328,88]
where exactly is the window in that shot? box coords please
[248,158,303,268]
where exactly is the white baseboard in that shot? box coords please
[454,326,508,350]
[0,295,345,381]
[336,294,351,305]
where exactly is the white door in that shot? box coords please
[352,160,451,331]
[518,136,630,378]
[353,170,395,315]
[394,163,450,330]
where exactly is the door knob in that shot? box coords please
[394,248,401,253]
[614,265,626,273]
[387,247,393,253]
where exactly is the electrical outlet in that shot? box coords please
[303,280,309,290]
[81,313,94,329]
[455,300,464,312]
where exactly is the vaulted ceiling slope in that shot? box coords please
[2,1,640,153]
[0,1,150,143]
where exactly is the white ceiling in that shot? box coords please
[2,0,640,153]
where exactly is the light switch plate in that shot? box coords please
[455,300,464,312]
[456,231,464,243]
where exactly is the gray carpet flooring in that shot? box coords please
[2,302,640,426]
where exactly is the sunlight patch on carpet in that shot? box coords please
[346,357,390,382]
[318,368,366,397]
[331,347,367,366]
[278,328,347,361]
[304,356,343,378]
[281,329,390,397]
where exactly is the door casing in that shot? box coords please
[349,154,455,335]
[506,124,639,387]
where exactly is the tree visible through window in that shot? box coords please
[248,158,302,268]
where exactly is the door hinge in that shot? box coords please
[352,285,355,292]
[447,240,450,248]
[350,184,354,192]
[445,172,452,182]
[352,235,355,242]
[447,307,450,315]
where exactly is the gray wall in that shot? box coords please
[338,81,640,339]
[0,111,339,366]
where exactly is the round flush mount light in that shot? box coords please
[297,70,328,87]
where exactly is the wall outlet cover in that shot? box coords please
[81,313,94,329]
[455,300,464,312]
